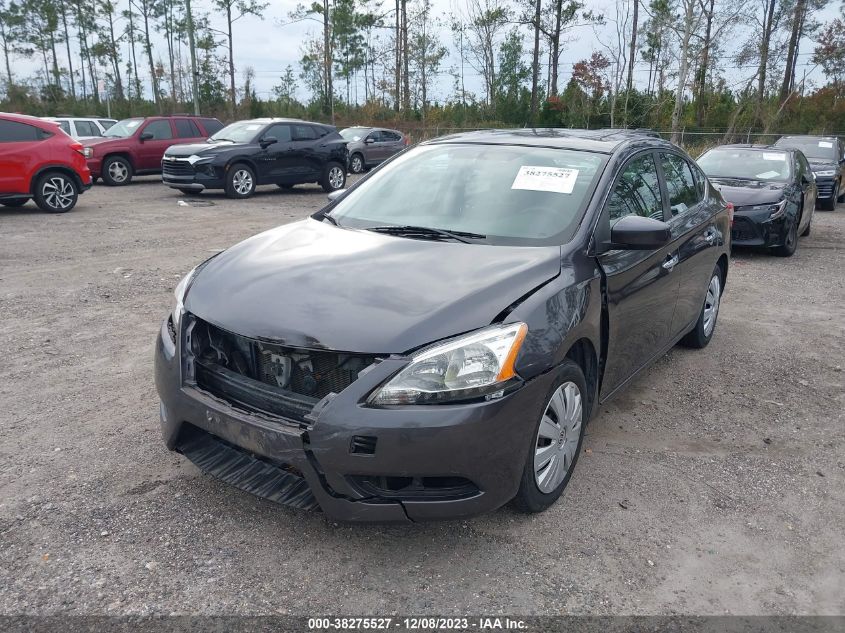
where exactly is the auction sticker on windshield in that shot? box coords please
[512,166,578,194]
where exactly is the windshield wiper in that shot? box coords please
[365,225,485,243]
[320,212,341,227]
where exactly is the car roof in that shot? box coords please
[710,144,790,151]
[425,128,674,154]
[776,135,839,142]
[0,112,55,129]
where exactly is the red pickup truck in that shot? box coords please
[81,115,223,186]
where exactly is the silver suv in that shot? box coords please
[43,117,118,140]
[340,126,407,174]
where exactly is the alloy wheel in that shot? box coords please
[350,155,363,173]
[534,381,582,493]
[702,274,721,337]
[233,169,253,195]
[42,176,75,210]
[328,166,344,190]
[108,161,128,183]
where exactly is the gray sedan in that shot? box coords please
[340,126,407,173]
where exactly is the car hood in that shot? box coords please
[808,160,838,173]
[185,219,562,354]
[164,142,248,157]
[708,177,788,207]
[82,136,127,148]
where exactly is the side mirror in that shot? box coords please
[139,132,153,141]
[260,136,278,148]
[365,137,376,144]
[327,189,346,202]
[609,215,671,250]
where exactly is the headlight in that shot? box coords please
[743,200,787,219]
[814,170,835,177]
[186,154,213,165]
[171,267,197,330]
[83,147,93,159]
[369,323,528,406]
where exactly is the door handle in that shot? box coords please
[662,254,679,271]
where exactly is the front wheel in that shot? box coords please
[102,156,132,186]
[225,164,256,199]
[349,153,365,174]
[512,360,588,513]
[773,215,798,257]
[34,172,79,213]
[320,162,346,193]
[680,264,723,349]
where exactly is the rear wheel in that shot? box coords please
[33,171,79,213]
[225,164,256,199]
[513,360,587,513]
[680,264,722,349]
[1,198,28,207]
[102,156,132,186]
[320,162,346,193]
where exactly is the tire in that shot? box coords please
[349,153,365,174]
[773,215,799,257]
[225,163,256,199]
[1,198,28,207]
[33,171,79,213]
[680,264,723,349]
[320,162,346,193]
[820,182,838,211]
[838,178,845,203]
[101,156,133,186]
[512,360,588,513]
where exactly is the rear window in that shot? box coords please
[201,118,223,135]
[0,120,42,142]
[330,143,607,245]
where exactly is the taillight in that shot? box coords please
[726,202,734,226]
[70,141,85,157]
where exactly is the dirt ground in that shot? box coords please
[1,177,843,616]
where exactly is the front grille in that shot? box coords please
[817,182,834,198]
[731,217,758,242]
[186,315,376,422]
[162,159,195,177]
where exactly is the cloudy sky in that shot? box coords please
[10,0,839,106]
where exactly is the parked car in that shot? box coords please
[0,112,92,213]
[161,118,348,198]
[339,126,407,173]
[697,145,816,257]
[773,135,844,210]
[155,129,730,522]
[43,116,117,140]
[81,115,223,186]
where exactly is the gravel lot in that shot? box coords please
[1,177,843,616]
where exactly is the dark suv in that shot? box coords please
[81,115,223,186]
[161,118,348,198]
[774,135,844,210]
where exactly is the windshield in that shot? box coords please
[775,138,837,161]
[328,144,607,245]
[698,149,792,182]
[209,121,264,143]
[104,118,143,138]
[340,128,367,142]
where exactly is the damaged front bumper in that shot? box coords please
[154,316,554,522]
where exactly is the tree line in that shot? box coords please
[1,0,844,142]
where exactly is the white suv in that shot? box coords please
[43,117,118,140]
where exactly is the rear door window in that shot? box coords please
[143,120,173,140]
[292,125,317,141]
[660,153,702,217]
[74,120,101,136]
[607,153,665,224]
[0,120,41,142]
[174,119,202,138]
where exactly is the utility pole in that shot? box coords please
[185,0,201,115]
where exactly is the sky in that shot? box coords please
[8,0,840,107]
